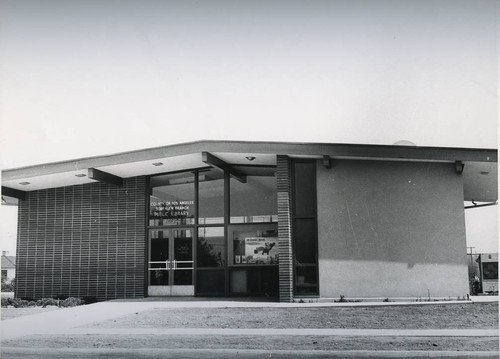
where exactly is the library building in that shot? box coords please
[1,140,497,302]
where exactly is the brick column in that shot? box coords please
[276,155,294,302]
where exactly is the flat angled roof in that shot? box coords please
[1,140,497,202]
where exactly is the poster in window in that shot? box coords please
[244,237,278,264]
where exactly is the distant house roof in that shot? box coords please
[1,255,15,269]
[1,140,498,202]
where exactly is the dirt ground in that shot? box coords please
[1,302,498,352]
[3,334,498,352]
[85,302,498,329]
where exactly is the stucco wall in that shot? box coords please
[317,160,468,298]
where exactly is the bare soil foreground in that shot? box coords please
[85,302,499,329]
[5,334,497,352]
[1,302,498,352]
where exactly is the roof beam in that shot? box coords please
[1,186,26,200]
[323,155,332,169]
[464,202,497,209]
[455,161,464,174]
[88,168,123,187]
[202,152,246,183]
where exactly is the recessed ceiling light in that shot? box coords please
[19,182,30,185]
[245,156,256,161]
[75,174,86,177]
[152,162,164,166]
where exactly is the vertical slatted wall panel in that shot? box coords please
[276,155,294,302]
[15,177,146,300]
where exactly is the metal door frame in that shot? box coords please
[148,228,195,296]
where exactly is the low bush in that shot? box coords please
[60,297,85,307]
[1,278,15,292]
[1,297,30,308]
[334,295,361,303]
[37,298,60,307]
[1,296,87,308]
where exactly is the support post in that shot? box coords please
[276,155,294,303]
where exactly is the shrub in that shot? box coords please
[60,297,85,307]
[1,296,87,308]
[334,295,361,303]
[2,298,31,308]
[36,298,60,307]
[1,278,15,292]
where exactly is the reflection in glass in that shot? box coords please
[149,231,169,286]
[294,218,316,264]
[295,265,318,294]
[230,176,277,223]
[198,169,225,224]
[173,230,193,285]
[197,227,225,267]
[294,162,316,218]
[149,172,195,226]
[196,270,225,295]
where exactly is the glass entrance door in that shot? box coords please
[148,228,194,296]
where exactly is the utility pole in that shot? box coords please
[467,246,475,266]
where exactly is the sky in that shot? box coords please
[0,0,498,255]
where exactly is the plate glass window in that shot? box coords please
[149,172,195,226]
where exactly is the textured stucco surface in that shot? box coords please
[317,160,468,298]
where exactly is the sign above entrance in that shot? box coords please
[151,200,194,218]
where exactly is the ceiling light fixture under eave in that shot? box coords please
[245,156,256,161]
[19,182,30,185]
[152,162,164,166]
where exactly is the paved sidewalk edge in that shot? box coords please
[61,327,499,337]
[1,347,499,359]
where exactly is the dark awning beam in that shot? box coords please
[1,186,26,200]
[464,202,497,209]
[323,155,332,169]
[88,168,123,187]
[201,152,247,183]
